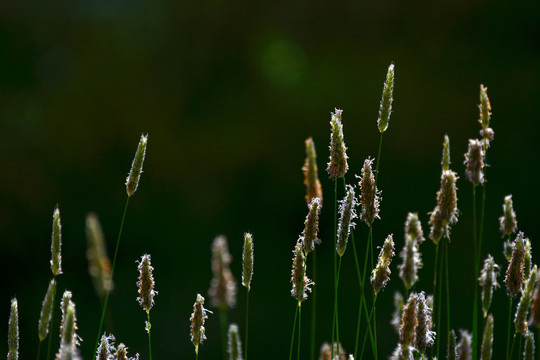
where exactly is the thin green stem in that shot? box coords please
[289,305,299,360]
[374,133,384,185]
[436,241,444,360]
[310,250,317,360]
[297,304,302,360]
[360,295,378,360]
[93,196,131,359]
[37,340,42,360]
[335,257,343,352]
[220,306,228,360]
[331,180,337,360]
[373,295,378,360]
[196,348,199,360]
[506,298,514,360]
[147,312,153,360]
[445,239,451,336]
[472,185,479,360]
[431,243,439,360]
[245,289,250,360]
[509,333,517,360]
[479,184,486,263]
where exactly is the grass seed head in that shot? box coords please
[190,294,210,354]
[464,139,485,185]
[302,197,321,254]
[57,301,80,360]
[125,134,148,197]
[51,205,63,276]
[242,232,254,290]
[442,135,451,171]
[137,254,157,314]
[358,157,380,226]
[523,238,532,281]
[38,278,56,341]
[480,314,494,360]
[371,234,395,295]
[438,170,459,230]
[303,137,323,205]
[478,85,493,147]
[523,330,535,360]
[96,333,115,360]
[59,291,72,341]
[398,235,423,291]
[499,195,518,237]
[456,329,472,360]
[290,240,313,304]
[115,343,139,360]
[515,265,538,335]
[336,185,357,257]
[415,292,435,355]
[378,63,395,133]
[209,235,237,309]
[428,206,444,245]
[447,330,457,360]
[405,212,424,244]
[528,269,540,327]
[399,292,418,349]
[8,298,18,360]
[478,254,500,318]
[327,109,348,180]
[227,324,243,360]
[86,213,113,298]
[505,233,526,297]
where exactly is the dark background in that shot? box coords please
[1,0,539,359]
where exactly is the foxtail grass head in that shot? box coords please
[51,205,62,276]
[478,254,500,318]
[405,212,424,244]
[190,294,210,354]
[358,157,380,226]
[480,314,494,360]
[447,330,457,360]
[442,135,451,171]
[228,324,243,360]
[126,134,148,197]
[302,197,321,254]
[415,292,435,356]
[378,63,395,133]
[303,137,323,205]
[57,299,80,360]
[86,213,113,298]
[209,235,237,309]
[523,330,535,360]
[429,169,459,244]
[529,270,540,327]
[371,234,395,295]
[505,233,526,297]
[499,195,517,237]
[398,235,423,291]
[336,185,357,257]
[242,232,254,291]
[96,333,115,360]
[7,298,18,360]
[464,139,485,185]
[38,278,56,341]
[137,254,157,314]
[327,109,349,180]
[290,240,313,304]
[399,292,418,350]
[456,330,472,360]
[60,290,72,338]
[115,343,139,360]
[478,85,494,147]
[515,265,538,335]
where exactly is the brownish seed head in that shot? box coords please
[336,185,357,257]
[398,235,423,291]
[428,206,444,245]
[405,212,424,243]
[399,292,418,349]
[437,170,459,229]
[115,343,139,360]
[378,63,395,134]
[302,197,321,254]
[499,195,518,237]
[479,85,492,130]
[86,213,114,298]
[327,109,349,180]
[464,139,485,185]
[390,344,413,360]
[96,333,115,360]
[209,235,237,309]
[137,254,157,314]
[371,234,395,295]
[190,294,209,354]
[290,240,313,304]
[505,233,526,297]
[358,157,380,226]
[414,292,435,355]
[303,137,323,205]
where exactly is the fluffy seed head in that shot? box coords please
[528,269,540,327]
[505,233,526,297]
[86,213,113,298]
[228,324,243,360]
[523,238,532,281]
[448,330,457,360]
[96,333,115,360]
[59,290,72,339]
[302,197,321,254]
[377,63,395,133]
[405,212,424,243]
[391,292,405,334]
[523,330,535,360]
[515,265,538,335]
[464,139,485,185]
[290,240,313,304]
[415,292,435,355]
[137,254,157,314]
[209,235,237,309]
[8,298,18,360]
[303,137,323,205]
[456,330,472,360]
[428,206,444,245]
[371,234,395,295]
[479,85,492,130]
[442,134,451,171]
[499,195,517,237]
[39,278,56,341]
[480,314,494,360]
[438,170,459,228]
[126,134,148,197]
[358,157,381,226]
[57,300,80,360]
[327,109,349,180]
[190,294,210,354]
[242,233,254,290]
[399,235,423,291]
[399,292,418,349]
[478,254,500,318]
[115,343,139,360]
[319,342,346,360]
[336,185,357,257]
[51,205,63,276]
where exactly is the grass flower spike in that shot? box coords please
[447,329,457,360]
[38,278,56,341]
[464,139,485,185]
[303,137,323,205]
[358,157,380,226]
[190,294,210,354]
[480,314,493,360]
[86,213,114,298]
[415,292,435,356]
[96,333,115,360]
[228,324,243,360]
[529,272,540,327]
[478,254,500,318]
[137,254,157,314]
[399,292,418,350]
[514,265,538,335]
[478,85,494,147]
[499,195,517,237]
[456,330,472,360]
[398,234,423,291]
[115,343,139,360]
[442,135,451,171]
[371,234,395,295]
[126,133,148,197]
[7,298,18,360]
[302,197,321,254]
[209,236,237,309]
[405,212,424,243]
[523,330,535,360]
[290,240,313,303]
[336,185,357,257]
[505,233,526,297]
[51,205,62,276]
[242,233,254,290]
[377,63,395,133]
[327,109,348,180]
[57,300,80,360]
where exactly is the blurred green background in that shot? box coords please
[1,0,539,359]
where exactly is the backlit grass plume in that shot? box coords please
[51,205,62,276]
[523,238,532,281]
[327,109,348,180]
[38,278,56,341]
[514,265,538,335]
[358,157,380,226]
[398,234,422,291]
[290,240,313,303]
[399,292,418,352]
[499,195,517,237]
[442,134,451,171]
[209,235,237,309]
[126,134,148,197]
[505,233,526,297]
[242,233,254,290]
[228,324,243,360]
[96,333,115,360]
[319,342,346,360]
[456,329,472,360]
[190,294,210,355]
[447,329,457,360]
[478,85,493,147]
[371,234,395,295]
[415,292,435,356]
[405,212,424,243]
[303,137,323,205]
[60,290,72,338]
[86,213,113,298]
[523,330,534,360]
[115,343,139,360]
[377,63,395,133]
[7,298,18,360]
[478,254,500,318]
[137,254,157,314]
[464,139,485,186]
[336,185,357,257]
[429,169,459,244]
[57,300,80,360]
[529,274,540,327]
[302,197,321,254]
[480,314,494,360]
